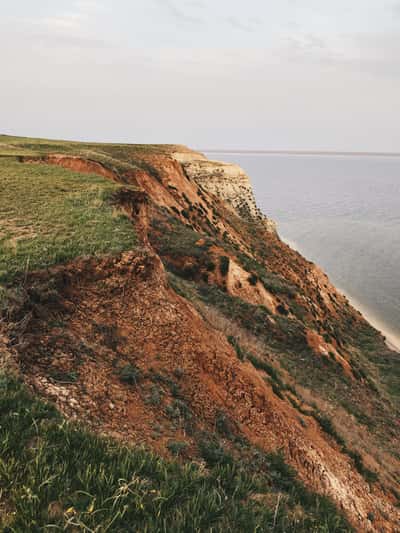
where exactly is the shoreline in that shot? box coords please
[206,147,400,353]
[345,294,400,353]
[282,236,400,354]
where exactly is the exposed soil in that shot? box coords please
[2,251,397,532]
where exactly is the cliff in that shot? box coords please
[173,151,277,232]
[0,135,399,532]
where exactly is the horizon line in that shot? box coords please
[200,149,400,157]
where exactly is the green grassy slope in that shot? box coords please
[0,376,351,532]
[0,134,181,155]
[0,158,136,283]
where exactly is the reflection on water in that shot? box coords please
[207,152,400,349]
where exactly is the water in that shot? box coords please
[206,152,400,350]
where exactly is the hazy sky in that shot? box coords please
[2,0,400,150]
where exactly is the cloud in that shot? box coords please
[279,32,335,65]
[30,0,107,33]
[224,16,256,33]
[275,29,400,80]
[31,30,112,50]
[185,0,206,7]
[6,0,112,50]
[75,0,104,9]
[154,1,260,35]
[157,0,204,25]
[40,13,86,31]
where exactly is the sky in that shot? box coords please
[1,0,400,151]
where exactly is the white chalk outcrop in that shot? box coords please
[173,152,276,232]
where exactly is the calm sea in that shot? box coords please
[206,152,400,350]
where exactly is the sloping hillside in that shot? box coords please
[0,135,399,532]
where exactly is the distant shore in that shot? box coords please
[202,149,400,158]
[282,237,400,353]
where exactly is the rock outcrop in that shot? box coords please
[173,152,277,232]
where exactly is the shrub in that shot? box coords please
[49,370,78,384]
[145,385,163,406]
[276,304,289,316]
[227,336,245,360]
[153,216,204,259]
[167,440,188,456]
[198,438,233,467]
[247,354,284,388]
[197,285,270,337]
[270,381,285,400]
[173,367,184,379]
[248,274,258,286]
[151,371,182,398]
[165,399,193,431]
[346,450,378,484]
[215,410,235,439]
[313,414,345,447]
[206,261,216,272]
[219,256,230,276]
[290,301,308,320]
[118,363,142,386]
[238,253,297,297]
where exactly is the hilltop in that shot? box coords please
[0,135,399,531]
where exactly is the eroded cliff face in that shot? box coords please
[4,249,398,533]
[173,152,277,232]
[1,136,400,532]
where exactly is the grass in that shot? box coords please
[353,323,400,401]
[0,158,137,283]
[152,214,212,260]
[227,335,245,360]
[237,252,297,297]
[0,375,352,532]
[0,134,181,156]
[0,135,183,182]
[151,214,219,281]
[118,364,142,386]
[196,284,309,353]
[169,274,311,356]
